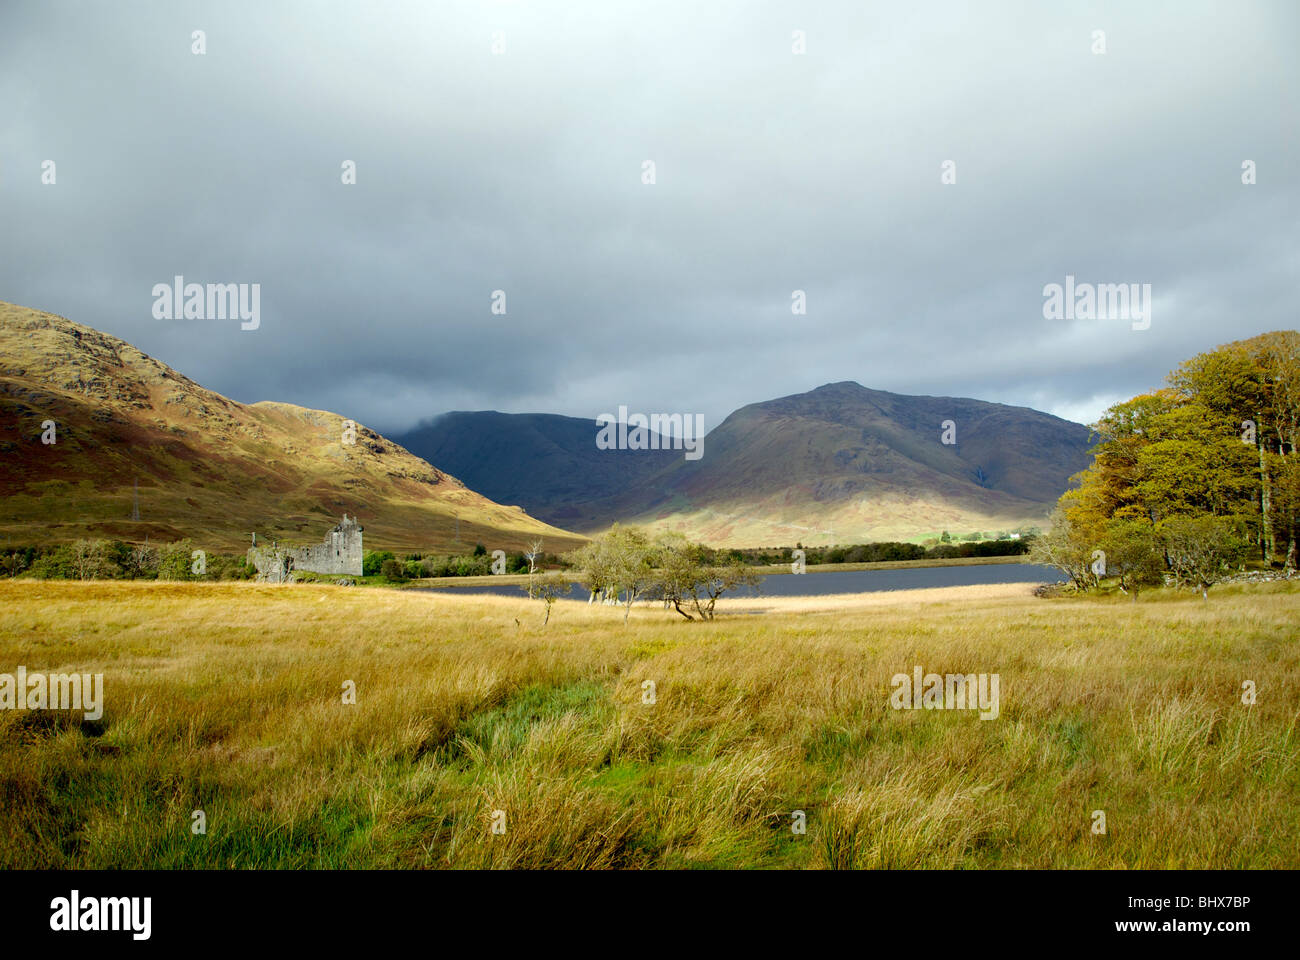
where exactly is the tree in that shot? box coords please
[125,540,159,579]
[568,527,758,623]
[523,539,544,598]
[1159,516,1248,602]
[1098,518,1165,601]
[1272,453,1300,571]
[156,540,198,581]
[1170,332,1300,563]
[380,558,408,581]
[567,525,654,624]
[69,539,112,581]
[1028,507,1093,589]
[607,527,654,623]
[1256,331,1300,567]
[0,546,35,578]
[1129,402,1255,522]
[568,539,613,604]
[650,532,761,621]
[363,550,394,576]
[525,572,570,626]
[1047,331,1300,586]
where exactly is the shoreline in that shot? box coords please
[407,554,1038,590]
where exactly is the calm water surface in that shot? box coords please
[416,562,1052,599]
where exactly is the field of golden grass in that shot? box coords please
[0,579,1296,868]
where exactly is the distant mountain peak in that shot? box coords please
[393,380,1094,546]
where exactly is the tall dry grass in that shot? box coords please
[0,579,1295,868]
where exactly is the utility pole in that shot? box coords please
[131,478,140,521]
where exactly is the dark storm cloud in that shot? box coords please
[1,0,1296,435]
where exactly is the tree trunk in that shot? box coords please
[1258,429,1274,558]
[1290,423,1298,571]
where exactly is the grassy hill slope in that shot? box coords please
[0,302,584,554]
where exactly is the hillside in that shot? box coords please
[0,302,585,554]
[394,411,679,528]
[397,383,1094,546]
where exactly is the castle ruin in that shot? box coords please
[247,514,363,582]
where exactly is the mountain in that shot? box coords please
[394,382,1094,546]
[0,302,585,554]
[392,411,680,528]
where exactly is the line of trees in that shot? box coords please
[363,544,568,581]
[364,532,1031,586]
[712,537,1030,567]
[1,540,255,581]
[1032,330,1298,599]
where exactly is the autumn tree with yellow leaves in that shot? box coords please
[1037,331,1300,590]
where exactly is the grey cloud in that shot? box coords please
[1,0,1295,436]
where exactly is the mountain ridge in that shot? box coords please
[0,302,585,553]
[393,381,1094,546]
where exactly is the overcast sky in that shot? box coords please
[2,0,1296,435]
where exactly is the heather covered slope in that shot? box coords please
[0,303,584,553]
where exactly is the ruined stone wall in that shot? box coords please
[290,514,363,576]
[246,515,363,581]
[248,546,294,583]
